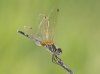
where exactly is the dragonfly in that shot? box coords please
[17,7,62,64]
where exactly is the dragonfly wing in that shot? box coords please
[35,7,59,46]
[47,6,59,42]
[36,14,50,43]
[24,7,59,46]
[24,26,42,46]
[24,26,36,38]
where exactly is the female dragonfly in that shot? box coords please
[18,7,62,64]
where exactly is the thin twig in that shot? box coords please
[56,56,74,74]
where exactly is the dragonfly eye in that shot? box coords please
[57,48,62,55]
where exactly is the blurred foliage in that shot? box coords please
[0,0,100,74]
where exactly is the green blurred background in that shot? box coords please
[0,0,100,74]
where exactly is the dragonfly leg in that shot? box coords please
[52,54,57,64]
[52,54,61,65]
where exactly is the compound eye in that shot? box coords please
[58,48,62,53]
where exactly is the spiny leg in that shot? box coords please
[52,54,57,64]
[52,54,61,65]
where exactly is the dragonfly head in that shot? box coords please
[56,48,62,55]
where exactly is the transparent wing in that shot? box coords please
[47,6,59,42]
[24,26,37,39]
[36,14,50,43]
[24,15,49,45]
[36,7,59,46]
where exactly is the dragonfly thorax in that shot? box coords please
[45,44,62,55]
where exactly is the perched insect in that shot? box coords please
[17,7,62,64]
